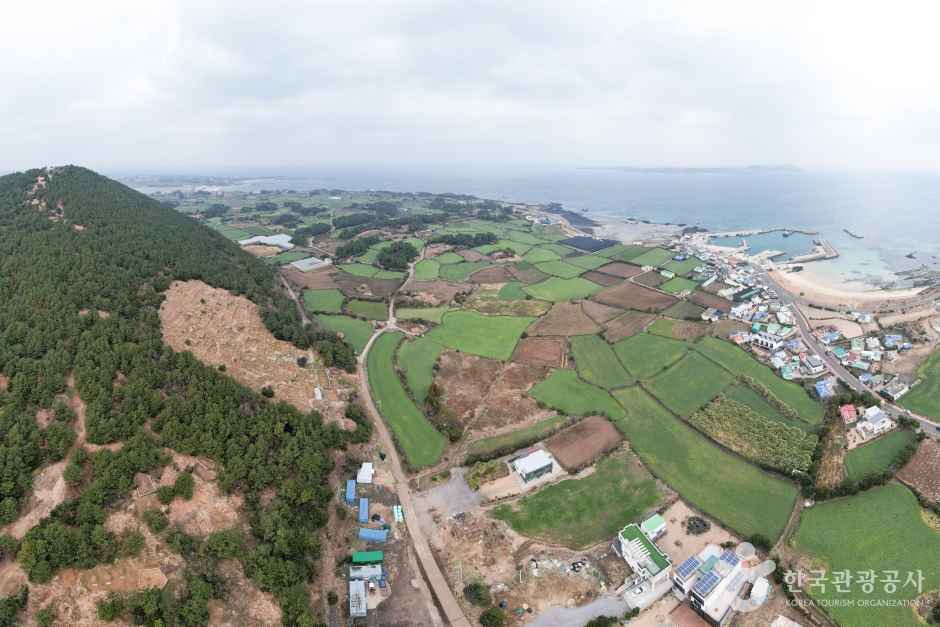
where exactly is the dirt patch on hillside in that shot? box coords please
[544,417,623,471]
[458,249,487,262]
[703,280,732,294]
[282,266,339,289]
[898,439,940,504]
[401,280,471,306]
[596,262,644,278]
[529,303,600,336]
[243,244,281,257]
[335,273,401,299]
[689,291,732,313]
[160,280,339,413]
[512,337,567,368]
[467,265,514,283]
[208,559,283,626]
[603,311,657,342]
[0,375,7,393]
[465,287,551,318]
[508,264,549,285]
[581,300,624,324]
[4,460,70,539]
[593,282,678,312]
[477,363,553,432]
[580,271,621,287]
[658,320,710,341]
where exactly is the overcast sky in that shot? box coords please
[3,1,939,173]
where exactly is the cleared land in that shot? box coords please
[595,262,645,278]
[581,271,621,287]
[508,262,549,285]
[402,280,470,306]
[512,336,567,368]
[592,281,677,312]
[792,482,940,627]
[315,314,373,353]
[367,332,446,469]
[844,429,917,483]
[529,369,625,419]
[603,311,657,342]
[491,449,664,549]
[544,416,623,471]
[582,300,626,324]
[646,352,733,416]
[689,290,733,312]
[899,348,940,419]
[611,386,797,541]
[570,334,633,389]
[425,310,534,360]
[529,302,600,336]
[614,333,689,379]
[468,415,567,460]
[302,288,344,314]
[468,265,515,283]
[693,337,824,424]
[398,336,444,403]
[633,271,667,288]
[524,277,603,302]
[346,298,388,320]
[897,439,940,503]
[648,317,708,340]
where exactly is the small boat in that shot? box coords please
[906,252,917,259]
[843,228,864,239]
[782,230,793,238]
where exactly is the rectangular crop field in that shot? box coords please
[314,314,373,353]
[439,261,492,282]
[544,415,623,471]
[661,277,698,295]
[397,336,444,403]
[592,281,678,312]
[264,251,310,266]
[570,334,634,389]
[645,352,733,416]
[596,244,649,261]
[346,299,388,320]
[367,332,446,469]
[523,277,603,302]
[498,282,527,300]
[565,255,609,271]
[629,247,673,267]
[396,306,450,324]
[434,251,465,264]
[792,483,940,627]
[611,386,798,541]
[614,333,689,379]
[303,288,344,314]
[662,256,702,275]
[468,415,567,460]
[724,383,803,428]
[595,262,644,278]
[529,369,625,419]
[534,260,584,279]
[337,262,381,277]
[414,259,440,280]
[844,430,917,483]
[662,300,706,320]
[491,450,664,548]
[523,247,562,263]
[693,337,823,424]
[425,310,534,360]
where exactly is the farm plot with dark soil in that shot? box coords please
[689,290,733,312]
[595,262,645,278]
[401,280,471,305]
[602,311,658,342]
[334,272,401,298]
[544,415,624,471]
[512,336,568,368]
[633,271,667,288]
[468,264,515,283]
[282,266,340,289]
[508,262,549,284]
[581,270,621,286]
[528,302,600,336]
[593,281,678,312]
[897,438,940,503]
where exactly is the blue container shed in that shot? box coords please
[358,527,388,544]
[358,498,370,523]
[345,480,357,505]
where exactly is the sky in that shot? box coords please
[3,1,940,173]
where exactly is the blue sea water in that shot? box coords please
[130,166,940,286]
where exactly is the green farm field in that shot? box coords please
[425,310,533,360]
[396,307,450,323]
[629,247,673,267]
[534,260,583,279]
[792,483,940,627]
[660,276,698,295]
[414,259,440,280]
[468,415,567,460]
[900,348,940,419]
[611,386,797,541]
[694,337,824,424]
[614,333,689,379]
[397,336,443,403]
[345,299,388,320]
[314,314,373,354]
[498,282,527,300]
[645,352,733,416]
[523,277,602,302]
[492,450,664,548]
[367,332,446,469]
[439,261,492,282]
[844,430,917,483]
[433,251,465,264]
[303,288,344,314]
[264,251,309,266]
[565,255,609,271]
[570,334,633,389]
[523,247,562,263]
[529,369,625,419]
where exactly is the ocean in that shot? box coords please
[127,166,940,288]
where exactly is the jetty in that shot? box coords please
[789,239,838,263]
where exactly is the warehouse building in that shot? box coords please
[511,449,555,483]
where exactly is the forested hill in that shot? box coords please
[0,166,364,625]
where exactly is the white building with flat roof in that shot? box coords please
[511,449,555,483]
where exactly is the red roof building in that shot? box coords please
[840,404,858,424]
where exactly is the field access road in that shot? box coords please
[763,271,940,438]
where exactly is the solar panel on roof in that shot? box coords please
[676,556,701,579]
[692,571,720,598]
[720,550,740,567]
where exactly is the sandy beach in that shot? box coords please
[769,266,925,310]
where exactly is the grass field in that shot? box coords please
[498,282,528,300]
[396,307,450,323]
[662,256,701,275]
[629,247,673,267]
[537,243,576,257]
[468,415,567,459]
[566,255,609,271]
[792,482,940,627]
[491,451,663,548]
[596,244,649,261]
[434,251,465,264]
[611,386,797,541]
[358,240,392,264]
[614,333,689,379]
[523,247,562,263]
[337,262,380,277]
[645,352,733,416]
[660,276,698,295]
[506,230,545,245]
[524,277,602,302]
[534,260,584,279]
[397,336,444,403]
[414,259,440,280]
[367,332,446,469]
[439,261,492,282]
[844,430,917,482]
[303,288,344,314]
[425,310,534,360]
[662,300,706,321]
[724,383,803,428]
[900,348,940,419]
[475,239,532,255]
[529,369,625,419]
[693,337,824,424]
[315,314,373,353]
[264,251,310,266]
[346,299,388,320]
[570,334,633,389]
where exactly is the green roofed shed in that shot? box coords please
[351,551,384,565]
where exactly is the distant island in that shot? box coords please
[583,164,803,174]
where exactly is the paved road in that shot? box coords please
[763,271,940,438]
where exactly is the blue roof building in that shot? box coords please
[345,480,357,505]
[359,528,388,543]
[358,498,370,524]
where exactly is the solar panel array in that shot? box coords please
[720,550,740,567]
[692,571,721,598]
[676,556,701,580]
